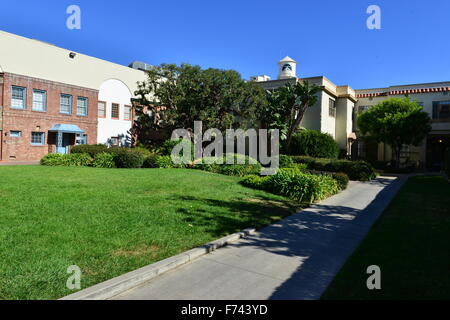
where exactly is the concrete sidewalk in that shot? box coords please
[114,175,407,300]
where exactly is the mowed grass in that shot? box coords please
[322,176,450,300]
[0,166,301,300]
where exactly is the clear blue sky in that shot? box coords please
[1,0,449,89]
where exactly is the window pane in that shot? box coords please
[32,90,46,111]
[329,99,336,117]
[77,97,88,116]
[111,103,119,119]
[10,131,22,137]
[11,86,25,108]
[31,132,44,145]
[60,94,72,114]
[98,102,106,117]
[124,105,131,120]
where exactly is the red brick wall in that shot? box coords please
[1,73,98,161]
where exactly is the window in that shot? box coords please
[76,97,88,116]
[32,89,47,112]
[98,101,106,118]
[76,134,87,145]
[358,105,370,112]
[432,101,450,121]
[329,98,336,117]
[60,94,72,114]
[31,132,45,145]
[110,136,119,146]
[124,105,131,120]
[111,103,120,119]
[10,131,22,138]
[11,86,26,109]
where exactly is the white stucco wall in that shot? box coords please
[335,98,355,150]
[320,92,336,139]
[97,79,133,146]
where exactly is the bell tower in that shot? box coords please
[278,56,297,79]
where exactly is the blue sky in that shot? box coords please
[1,0,449,89]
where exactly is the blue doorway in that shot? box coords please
[57,133,72,154]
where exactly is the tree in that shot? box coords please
[264,80,322,150]
[357,98,431,168]
[131,63,267,146]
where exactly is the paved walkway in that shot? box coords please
[114,175,407,300]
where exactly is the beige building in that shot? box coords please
[252,57,450,170]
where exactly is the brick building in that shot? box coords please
[0,30,147,162]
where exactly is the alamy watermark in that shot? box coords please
[66,5,81,30]
[66,265,81,290]
[367,5,381,30]
[170,121,279,176]
[366,265,381,290]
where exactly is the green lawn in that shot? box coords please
[322,175,450,300]
[0,166,301,300]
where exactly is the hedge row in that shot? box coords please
[240,168,340,203]
[290,156,377,181]
[286,130,340,159]
[41,148,147,169]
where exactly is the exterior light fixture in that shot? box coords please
[69,52,76,59]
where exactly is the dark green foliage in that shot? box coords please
[160,138,195,163]
[240,168,339,203]
[190,154,262,177]
[71,144,108,157]
[304,170,349,190]
[278,154,295,168]
[92,152,116,168]
[153,155,185,168]
[112,149,145,168]
[40,154,67,166]
[40,153,92,167]
[287,130,340,159]
[357,98,431,168]
[142,154,159,168]
[132,63,267,146]
[291,156,377,181]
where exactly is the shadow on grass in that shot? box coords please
[172,194,304,238]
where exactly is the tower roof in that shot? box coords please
[279,56,296,63]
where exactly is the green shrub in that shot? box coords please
[92,152,116,168]
[217,164,261,177]
[305,170,349,190]
[40,153,67,166]
[287,130,340,159]
[71,144,108,157]
[241,169,339,203]
[132,147,153,158]
[291,156,377,181]
[278,154,295,168]
[40,153,92,167]
[153,155,185,168]
[112,149,145,168]
[160,138,194,159]
[142,154,159,168]
[240,175,266,189]
[190,154,261,176]
[68,153,93,167]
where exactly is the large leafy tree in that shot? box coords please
[357,98,431,168]
[261,80,322,150]
[131,63,267,146]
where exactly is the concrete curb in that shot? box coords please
[60,228,256,300]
